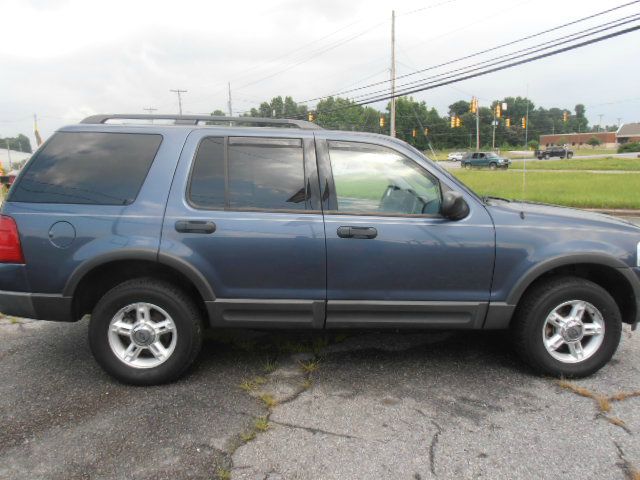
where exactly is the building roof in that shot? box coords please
[616,122,640,137]
[539,132,616,142]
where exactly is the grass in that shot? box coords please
[452,169,640,209]
[262,358,278,373]
[240,430,256,443]
[299,359,320,374]
[510,156,640,171]
[254,417,270,432]
[216,468,231,480]
[259,393,278,408]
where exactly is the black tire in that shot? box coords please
[464,163,472,170]
[489,162,497,170]
[567,153,573,159]
[537,156,543,160]
[544,154,549,159]
[510,276,621,378]
[89,278,203,385]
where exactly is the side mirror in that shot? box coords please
[441,191,469,220]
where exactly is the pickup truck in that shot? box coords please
[535,146,574,160]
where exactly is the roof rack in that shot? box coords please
[79,114,322,130]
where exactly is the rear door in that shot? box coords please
[161,129,326,328]
[315,134,495,329]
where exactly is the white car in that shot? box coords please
[447,152,465,161]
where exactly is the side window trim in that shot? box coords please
[322,139,443,218]
[187,134,321,213]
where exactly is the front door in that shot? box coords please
[161,130,326,328]
[315,135,495,328]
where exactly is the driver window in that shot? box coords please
[327,141,441,215]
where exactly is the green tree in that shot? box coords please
[211,109,226,116]
[0,134,32,153]
[528,140,539,150]
[587,136,602,149]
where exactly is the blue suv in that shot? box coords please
[0,114,638,384]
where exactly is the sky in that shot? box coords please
[1,0,639,147]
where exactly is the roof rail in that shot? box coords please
[79,114,322,130]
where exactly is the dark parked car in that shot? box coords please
[461,152,510,169]
[535,146,574,160]
[0,114,638,385]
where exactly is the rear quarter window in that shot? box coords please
[10,132,162,205]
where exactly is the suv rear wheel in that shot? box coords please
[511,276,621,377]
[89,278,203,385]
[489,162,497,170]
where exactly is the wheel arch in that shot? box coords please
[65,251,215,321]
[505,254,639,326]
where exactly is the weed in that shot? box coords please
[609,391,640,402]
[299,359,320,374]
[8,317,20,324]
[254,416,270,432]
[557,380,611,413]
[260,393,278,408]
[216,468,231,480]
[239,380,257,392]
[240,431,256,443]
[253,376,267,385]
[301,378,313,390]
[263,358,278,373]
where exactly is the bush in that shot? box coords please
[618,141,640,153]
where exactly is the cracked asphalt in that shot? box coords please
[1,321,639,480]
[1,215,639,480]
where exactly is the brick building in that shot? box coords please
[539,131,616,148]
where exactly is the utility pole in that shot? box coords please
[5,139,12,171]
[598,113,604,131]
[390,10,396,138]
[227,82,233,117]
[492,103,497,150]
[617,117,622,128]
[475,104,480,151]
[170,89,187,115]
[143,107,157,124]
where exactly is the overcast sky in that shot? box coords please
[1,0,639,147]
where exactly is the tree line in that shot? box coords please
[214,95,613,150]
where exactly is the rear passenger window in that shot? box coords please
[10,132,161,205]
[189,137,308,211]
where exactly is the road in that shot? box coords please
[440,152,639,170]
[1,217,639,480]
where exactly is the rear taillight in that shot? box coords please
[0,215,24,263]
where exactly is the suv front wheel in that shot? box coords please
[89,278,203,385]
[511,276,621,377]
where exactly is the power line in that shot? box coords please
[298,1,640,104]
[344,13,640,103]
[290,23,640,118]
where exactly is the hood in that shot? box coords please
[486,199,640,233]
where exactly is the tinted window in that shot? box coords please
[189,137,307,211]
[189,137,225,209]
[11,132,161,205]
[328,141,441,215]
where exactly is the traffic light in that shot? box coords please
[495,104,501,118]
[455,116,461,128]
[379,115,385,128]
[412,128,417,138]
[521,116,527,129]
[470,97,478,113]
[505,118,511,128]
[307,112,315,122]
[450,116,456,128]
[423,127,429,136]
[563,111,569,122]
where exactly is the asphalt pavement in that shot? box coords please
[1,217,639,480]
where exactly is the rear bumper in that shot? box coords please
[0,290,73,322]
